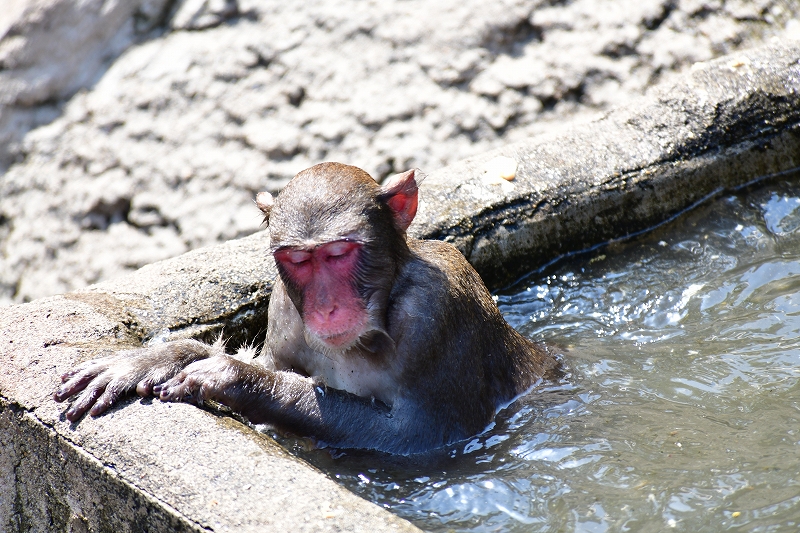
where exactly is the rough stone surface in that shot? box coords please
[0,0,173,172]
[1,41,799,532]
[1,0,799,305]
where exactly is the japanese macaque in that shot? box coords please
[55,162,560,455]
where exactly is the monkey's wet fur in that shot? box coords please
[55,162,562,456]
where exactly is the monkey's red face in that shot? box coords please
[274,240,368,349]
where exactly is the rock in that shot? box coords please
[0,0,172,171]
[1,0,798,305]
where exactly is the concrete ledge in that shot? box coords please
[0,296,418,532]
[1,41,799,531]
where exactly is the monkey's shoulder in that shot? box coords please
[400,238,560,374]
[406,238,495,299]
[407,238,470,267]
[388,238,497,330]
[402,238,485,289]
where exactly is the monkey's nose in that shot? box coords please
[317,304,338,322]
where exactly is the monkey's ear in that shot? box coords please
[255,191,274,225]
[379,169,419,232]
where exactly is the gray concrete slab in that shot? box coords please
[1,41,799,532]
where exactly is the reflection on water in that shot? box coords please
[295,177,800,532]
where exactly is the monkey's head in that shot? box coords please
[258,162,419,353]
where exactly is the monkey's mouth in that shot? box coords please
[319,330,359,347]
[303,325,362,351]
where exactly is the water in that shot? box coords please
[289,177,800,532]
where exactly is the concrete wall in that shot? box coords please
[1,41,799,532]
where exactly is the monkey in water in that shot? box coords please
[55,162,560,455]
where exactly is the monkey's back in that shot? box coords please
[386,238,559,440]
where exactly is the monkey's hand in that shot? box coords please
[152,355,261,411]
[54,339,218,422]
[153,359,447,454]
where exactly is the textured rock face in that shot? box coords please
[0,0,172,169]
[1,0,799,305]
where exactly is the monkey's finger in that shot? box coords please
[89,380,128,418]
[59,360,107,382]
[151,380,170,397]
[152,371,185,395]
[154,382,186,402]
[155,375,200,404]
[54,369,104,402]
[136,363,185,397]
[65,384,106,422]
[135,377,156,397]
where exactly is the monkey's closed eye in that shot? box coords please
[276,249,312,265]
[320,240,359,259]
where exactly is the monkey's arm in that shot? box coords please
[154,356,446,455]
[54,339,222,422]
